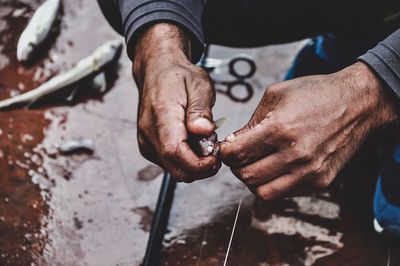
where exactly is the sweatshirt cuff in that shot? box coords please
[359,29,400,99]
[122,1,205,63]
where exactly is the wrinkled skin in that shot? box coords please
[133,23,221,182]
[220,62,399,200]
[133,23,398,198]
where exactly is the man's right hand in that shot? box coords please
[132,23,221,182]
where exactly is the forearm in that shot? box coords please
[343,62,399,133]
[359,29,400,118]
[97,0,206,62]
[132,23,192,89]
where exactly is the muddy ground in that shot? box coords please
[0,1,399,265]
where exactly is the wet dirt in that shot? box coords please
[0,1,399,265]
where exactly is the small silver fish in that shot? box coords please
[196,132,220,156]
[190,118,227,156]
[56,138,94,155]
[17,0,61,62]
[0,40,123,110]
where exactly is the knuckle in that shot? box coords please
[292,145,313,161]
[138,113,151,132]
[160,143,178,160]
[170,169,186,182]
[234,151,248,165]
[240,169,257,185]
[137,122,149,137]
[256,187,269,200]
[194,67,211,80]
[193,76,212,90]
[256,185,278,200]
[310,160,325,176]
[313,177,331,190]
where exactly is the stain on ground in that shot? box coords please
[137,165,163,182]
[73,217,83,230]
[132,207,154,232]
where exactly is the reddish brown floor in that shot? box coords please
[0,1,399,265]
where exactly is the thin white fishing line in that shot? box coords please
[387,241,391,266]
[223,184,245,266]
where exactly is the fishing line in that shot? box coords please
[386,241,391,266]
[223,184,245,266]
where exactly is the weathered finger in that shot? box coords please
[186,75,216,136]
[231,151,293,186]
[167,141,221,180]
[250,174,302,201]
[163,154,221,182]
[220,122,278,167]
[155,106,220,181]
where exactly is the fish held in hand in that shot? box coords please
[189,117,227,156]
[17,0,61,62]
[190,132,220,157]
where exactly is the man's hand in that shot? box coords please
[133,23,221,182]
[220,62,398,200]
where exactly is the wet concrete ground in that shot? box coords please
[0,1,399,265]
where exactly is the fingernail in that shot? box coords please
[225,133,235,142]
[193,117,213,129]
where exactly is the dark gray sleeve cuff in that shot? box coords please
[359,29,400,99]
[118,0,205,62]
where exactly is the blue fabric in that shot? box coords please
[374,177,400,234]
[286,35,400,231]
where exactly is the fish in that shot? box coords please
[17,0,61,62]
[191,132,220,156]
[189,118,227,156]
[56,138,94,155]
[0,40,123,110]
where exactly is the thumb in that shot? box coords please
[186,80,215,136]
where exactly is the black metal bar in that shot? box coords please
[143,171,177,266]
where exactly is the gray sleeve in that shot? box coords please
[359,29,400,99]
[97,0,206,62]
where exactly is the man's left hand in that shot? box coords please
[220,62,398,200]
